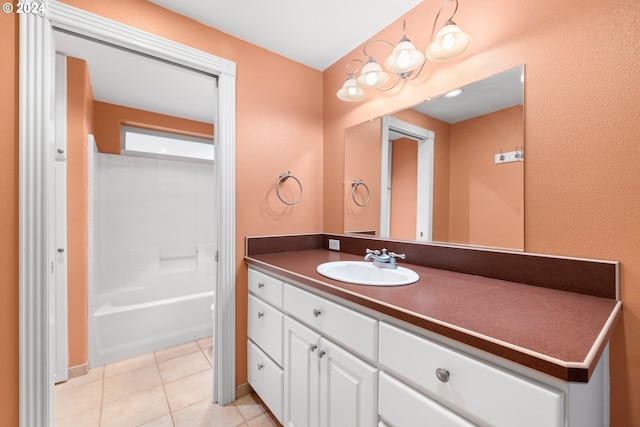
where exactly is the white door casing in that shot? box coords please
[19,3,237,426]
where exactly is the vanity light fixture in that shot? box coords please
[337,0,472,102]
[443,88,463,97]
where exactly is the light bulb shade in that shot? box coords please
[356,59,390,88]
[426,24,472,62]
[337,76,366,102]
[384,39,425,74]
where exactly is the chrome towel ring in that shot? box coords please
[351,179,370,207]
[276,171,303,205]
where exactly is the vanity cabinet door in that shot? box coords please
[379,322,564,427]
[284,316,321,427]
[379,372,475,427]
[248,294,284,366]
[319,338,378,427]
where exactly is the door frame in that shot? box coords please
[19,3,237,425]
[380,116,434,241]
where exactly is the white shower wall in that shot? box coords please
[96,154,215,294]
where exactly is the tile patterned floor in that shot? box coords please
[54,337,279,427]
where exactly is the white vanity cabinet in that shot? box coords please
[283,316,378,427]
[248,266,609,427]
[283,284,378,427]
[247,268,285,423]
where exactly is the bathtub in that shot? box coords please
[90,280,214,367]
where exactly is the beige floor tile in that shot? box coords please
[104,352,157,378]
[234,393,265,422]
[172,399,245,427]
[138,414,175,427]
[54,366,104,392]
[164,368,213,412]
[158,350,211,383]
[101,385,170,427]
[204,346,214,365]
[54,407,101,427]
[197,335,213,349]
[247,413,280,427]
[54,379,102,420]
[155,340,201,362]
[103,363,163,404]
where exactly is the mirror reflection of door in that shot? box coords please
[380,117,435,241]
[389,135,418,240]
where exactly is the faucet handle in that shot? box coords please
[366,248,381,255]
[389,252,406,260]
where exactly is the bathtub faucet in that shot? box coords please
[364,248,405,269]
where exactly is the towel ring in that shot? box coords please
[276,171,303,205]
[351,180,370,207]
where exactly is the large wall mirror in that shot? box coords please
[344,65,525,250]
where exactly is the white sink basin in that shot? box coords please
[316,261,419,286]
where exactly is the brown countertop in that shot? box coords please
[245,249,621,382]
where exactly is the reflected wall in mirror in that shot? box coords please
[344,65,525,250]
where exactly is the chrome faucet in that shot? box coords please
[364,248,406,269]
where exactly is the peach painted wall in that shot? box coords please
[0,11,19,427]
[1,1,323,424]
[92,101,214,154]
[323,0,640,425]
[66,57,94,368]
[448,106,524,249]
[344,118,381,234]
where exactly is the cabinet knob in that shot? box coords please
[257,312,264,318]
[309,344,317,352]
[317,349,326,359]
[257,363,264,370]
[313,308,322,317]
[257,282,264,288]
[57,248,65,253]
[435,368,450,383]
[57,148,64,154]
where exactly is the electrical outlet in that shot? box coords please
[328,239,340,251]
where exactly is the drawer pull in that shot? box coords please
[435,368,450,383]
[257,363,264,370]
[318,349,326,359]
[257,282,265,288]
[313,308,322,317]
[309,344,318,352]
[257,311,264,318]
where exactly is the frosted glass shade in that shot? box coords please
[426,24,472,62]
[337,75,366,102]
[356,59,390,88]
[385,39,425,74]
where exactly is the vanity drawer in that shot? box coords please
[379,372,475,427]
[248,267,284,308]
[379,322,564,427]
[248,340,283,424]
[248,294,284,366]
[283,283,377,361]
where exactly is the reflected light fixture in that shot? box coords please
[337,0,472,102]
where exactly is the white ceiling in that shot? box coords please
[148,0,424,71]
[54,30,217,124]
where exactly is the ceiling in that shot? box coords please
[54,30,217,124]
[148,0,423,71]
